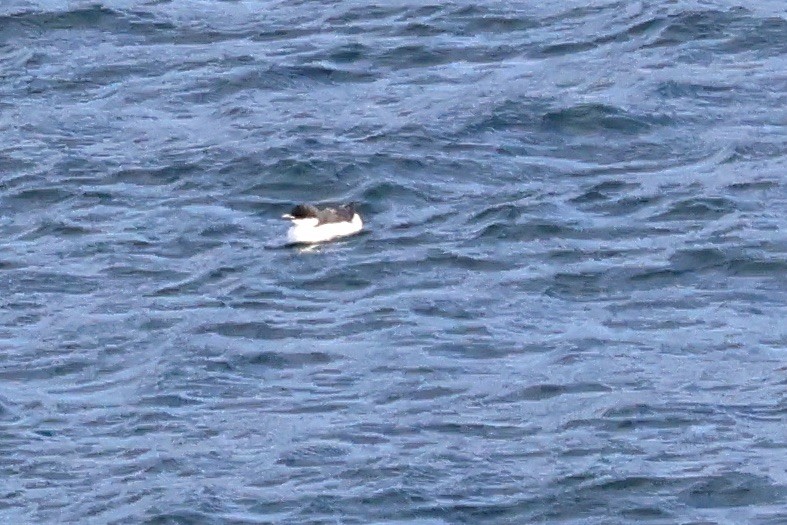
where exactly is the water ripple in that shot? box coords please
[1,0,785,523]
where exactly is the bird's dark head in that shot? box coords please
[282,204,319,220]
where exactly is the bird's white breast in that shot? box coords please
[287,214,363,244]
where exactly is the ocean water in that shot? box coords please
[1,0,786,523]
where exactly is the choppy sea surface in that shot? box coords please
[1,1,786,523]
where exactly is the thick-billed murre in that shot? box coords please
[282,203,363,244]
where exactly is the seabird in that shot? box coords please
[282,203,363,244]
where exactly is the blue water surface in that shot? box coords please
[1,1,786,523]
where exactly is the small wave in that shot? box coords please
[650,196,737,221]
[535,14,667,57]
[278,443,350,468]
[376,385,462,405]
[493,382,612,403]
[576,193,661,217]
[139,393,201,408]
[17,219,93,240]
[656,80,734,102]
[3,187,72,209]
[106,164,195,186]
[0,394,17,422]
[645,9,737,48]
[542,104,653,135]
[728,257,787,277]
[544,270,604,300]
[717,15,787,57]
[182,63,376,105]
[469,203,522,223]
[669,247,727,272]
[196,321,301,341]
[328,42,371,64]
[0,355,91,382]
[474,220,577,243]
[378,44,453,69]
[680,473,786,509]
[325,4,407,26]
[236,350,335,370]
[1,5,121,31]
[431,4,539,35]
[6,271,100,295]
[360,179,431,204]
[727,180,778,192]
[460,97,548,135]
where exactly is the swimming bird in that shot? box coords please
[282,203,363,244]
